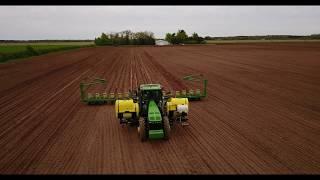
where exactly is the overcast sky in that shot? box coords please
[1,6,320,40]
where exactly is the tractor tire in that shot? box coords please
[138,117,147,142]
[163,116,171,140]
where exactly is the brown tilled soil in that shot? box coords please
[0,43,320,174]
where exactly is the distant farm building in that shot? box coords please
[155,40,170,46]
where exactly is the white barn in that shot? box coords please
[155,40,170,46]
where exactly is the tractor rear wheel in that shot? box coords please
[138,117,147,141]
[163,116,171,140]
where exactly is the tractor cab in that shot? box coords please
[139,84,162,102]
[138,84,163,116]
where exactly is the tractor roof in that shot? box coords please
[140,84,161,90]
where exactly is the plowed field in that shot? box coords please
[0,43,320,174]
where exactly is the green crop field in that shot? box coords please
[0,42,94,63]
[0,45,29,54]
[0,41,94,46]
[0,45,90,54]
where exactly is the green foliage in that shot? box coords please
[192,33,199,40]
[94,30,155,46]
[176,30,188,43]
[310,34,320,38]
[165,33,179,44]
[165,30,205,44]
[94,33,113,46]
[190,33,205,43]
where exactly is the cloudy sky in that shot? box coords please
[0,6,320,40]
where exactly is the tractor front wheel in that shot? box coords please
[163,116,171,140]
[138,117,147,141]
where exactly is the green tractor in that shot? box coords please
[116,83,190,141]
[135,84,171,140]
[80,74,207,141]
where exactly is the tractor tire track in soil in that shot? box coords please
[0,43,320,174]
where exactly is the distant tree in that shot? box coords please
[94,33,112,46]
[165,33,174,43]
[192,32,200,42]
[166,33,180,44]
[101,33,108,40]
[176,29,188,43]
[165,30,205,44]
[123,30,131,45]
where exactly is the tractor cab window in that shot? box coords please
[142,90,162,101]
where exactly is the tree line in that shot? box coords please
[94,30,320,46]
[165,30,206,44]
[94,30,155,46]
[204,34,320,41]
